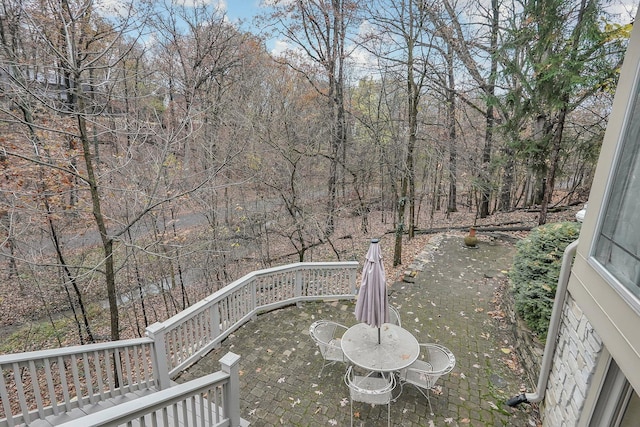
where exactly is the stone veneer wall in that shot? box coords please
[504,283,544,392]
[542,293,603,426]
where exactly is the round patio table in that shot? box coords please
[341,323,420,372]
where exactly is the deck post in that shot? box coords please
[220,352,241,427]
[146,322,171,390]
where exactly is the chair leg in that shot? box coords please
[392,374,403,402]
[387,400,390,427]
[318,361,326,378]
[350,398,353,427]
[412,385,434,415]
[318,360,333,378]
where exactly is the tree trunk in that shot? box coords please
[446,40,457,213]
[76,96,120,341]
[393,188,406,267]
[538,106,567,225]
[500,145,514,211]
[479,0,500,218]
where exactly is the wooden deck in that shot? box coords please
[1,262,358,427]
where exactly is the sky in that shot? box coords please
[225,0,264,23]
[220,0,284,52]
[192,0,638,64]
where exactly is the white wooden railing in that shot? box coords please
[0,338,157,427]
[57,352,242,427]
[148,261,359,383]
[0,261,358,426]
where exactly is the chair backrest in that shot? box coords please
[400,343,456,389]
[418,344,456,387]
[310,320,335,344]
[423,343,456,375]
[344,366,395,405]
[310,320,342,358]
[388,306,402,327]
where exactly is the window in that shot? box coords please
[589,358,640,427]
[593,78,640,302]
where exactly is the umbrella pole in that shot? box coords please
[378,327,381,344]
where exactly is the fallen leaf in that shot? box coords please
[488,310,505,319]
[501,348,512,354]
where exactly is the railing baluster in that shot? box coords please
[140,343,150,388]
[27,360,45,419]
[104,349,115,398]
[133,345,141,391]
[43,358,59,416]
[0,366,15,426]
[211,386,220,425]
[81,352,95,404]
[123,346,133,394]
[161,406,168,426]
[70,355,84,408]
[176,325,184,365]
[188,317,196,355]
[92,350,105,400]
[12,363,29,424]
[57,355,71,412]
[114,349,124,396]
[198,314,204,351]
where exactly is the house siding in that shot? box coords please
[543,294,603,426]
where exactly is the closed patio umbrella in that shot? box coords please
[355,239,388,344]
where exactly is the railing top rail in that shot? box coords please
[0,337,154,365]
[55,371,231,427]
[153,261,360,329]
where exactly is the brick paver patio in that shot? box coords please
[177,234,539,426]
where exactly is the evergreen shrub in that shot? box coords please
[509,221,581,340]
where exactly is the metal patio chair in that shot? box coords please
[398,343,456,415]
[309,320,348,377]
[344,365,396,427]
[388,305,402,327]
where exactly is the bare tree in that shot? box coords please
[361,0,436,265]
[262,0,360,236]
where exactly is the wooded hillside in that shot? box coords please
[0,0,631,348]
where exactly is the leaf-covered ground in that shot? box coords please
[0,203,582,353]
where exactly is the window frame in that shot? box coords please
[588,60,640,314]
